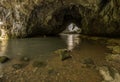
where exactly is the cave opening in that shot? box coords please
[27,5,83,37]
[52,6,83,35]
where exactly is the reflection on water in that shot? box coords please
[61,34,81,50]
[0,34,110,81]
[0,34,81,76]
[0,34,81,60]
[67,34,80,50]
[2,38,67,60]
[0,40,8,56]
[0,40,8,78]
[0,34,81,77]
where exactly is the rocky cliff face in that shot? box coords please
[0,0,120,39]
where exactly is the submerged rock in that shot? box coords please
[81,58,95,68]
[47,68,58,75]
[0,56,9,63]
[20,56,30,62]
[55,49,72,61]
[81,58,95,65]
[32,61,47,68]
[12,63,27,70]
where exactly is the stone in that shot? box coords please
[81,58,95,65]
[48,68,58,75]
[55,49,72,61]
[81,58,96,68]
[112,46,120,54]
[106,54,120,63]
[12,63,27,70]
[0,56,10,63]
[106,45,120,54]
[32,61,47,68]
[98,66,120,82]
[20,56,30,62]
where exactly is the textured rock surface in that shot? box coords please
[0,0,120,38]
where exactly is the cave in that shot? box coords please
[0,0,120,39]
[27,5,83,37]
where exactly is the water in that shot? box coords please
[0,34,82,60]
[0,34,110,82]
[0,34,108,62]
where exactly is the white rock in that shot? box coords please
[98,66,120,82]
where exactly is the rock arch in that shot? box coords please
[0,0,120,38]
[27,4,83,36]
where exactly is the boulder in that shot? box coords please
[0,56,9,63]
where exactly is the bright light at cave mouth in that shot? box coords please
[63,23,82,34]
[68,23,79,32]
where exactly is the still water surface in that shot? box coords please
[0,34,81,61]
[0,34,110,82]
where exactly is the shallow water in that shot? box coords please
[0,34,83,60]
[0,34,112,82]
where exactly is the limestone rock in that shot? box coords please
[98,66,120,82]
[0,0,120,38]
[55,49,72,61]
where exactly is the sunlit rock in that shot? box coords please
[106,46,120,54]
[98,66,120,82]
[106,54,120,63]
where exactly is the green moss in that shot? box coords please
[55,49,72,61]
[0,56,9,63]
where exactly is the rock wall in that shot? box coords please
[0,0,120,38]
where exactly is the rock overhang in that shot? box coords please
[0,0,120,39]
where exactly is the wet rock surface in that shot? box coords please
[20,56,30,62]
[0,56,9,63]
[12,63,28,70]
[98,66,120,82]
[32,61,47,68]
[0,0,120,38]
[55,49,72,61]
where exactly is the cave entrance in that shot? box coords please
[50,5,82,35]
[27,5,83,36]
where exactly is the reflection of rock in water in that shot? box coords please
[0,40,8,56]
[0,64,3,78]
[60,34,81,51]
[0,40,8,78]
